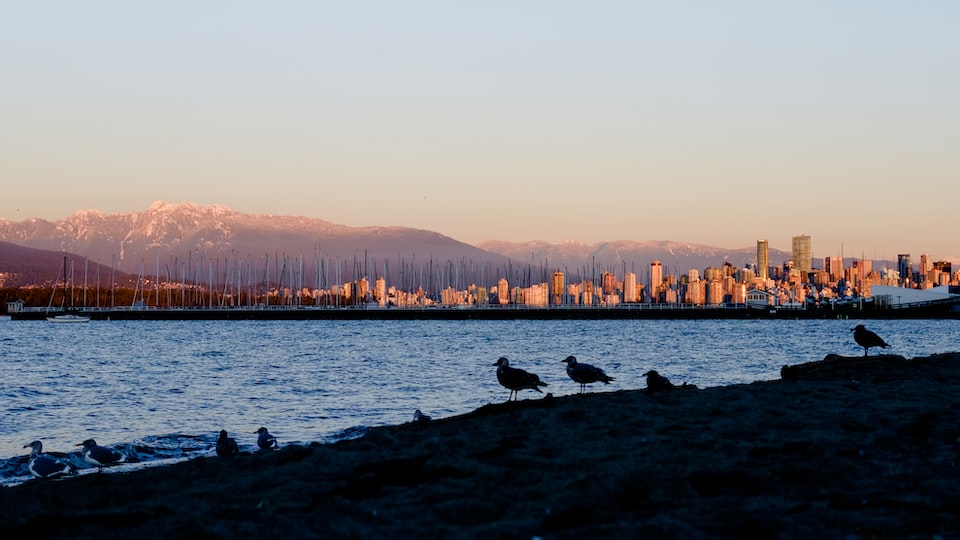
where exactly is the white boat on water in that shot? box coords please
[46,313,91,323]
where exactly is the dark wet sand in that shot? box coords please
[3,353,960,539]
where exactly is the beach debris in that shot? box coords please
[255,427,279,450]
[493,357,548,401]
[216,430,240,457]
[561,355,614,394]
[24,441,76,480]
[852,324,890,356]
[77,439,126,472]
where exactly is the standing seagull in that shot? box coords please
[493,357,548,401]
[216,430,240,457]
[24,441,76,480]
[255,427,278,450]
[562,356,614,394]
[77,439,125,472]
[852,324,890,356]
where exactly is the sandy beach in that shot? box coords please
[3,352,960,539]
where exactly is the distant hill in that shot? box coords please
[0,241,137,289]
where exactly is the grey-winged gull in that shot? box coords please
[255,427,278,450]
[562,355,614,394]
[493,357,548,401]
[77,439,125,472]
[852,324,890,356]
[216,430,240,457]
[24,441,76,480]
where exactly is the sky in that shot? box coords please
[2,1,958,259]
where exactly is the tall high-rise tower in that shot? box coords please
[898,254,912,285]
[756,240,769,280]
[650,260,663,303]
[792,235,812,273]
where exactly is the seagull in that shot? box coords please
[24,441,76,480]
[216,430,240,457]
[852,324,890,356]
[413,409,431,423]
[562,356,614,394]
[255,427,278,450]
[643,370,676,392]
[77,439,125,472]
[493,357,548,401]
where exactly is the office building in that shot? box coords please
[792,235,812,274]
[756,240,769,280]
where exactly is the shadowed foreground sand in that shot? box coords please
[3,353,960,539]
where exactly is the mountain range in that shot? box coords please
[0,201,810,289]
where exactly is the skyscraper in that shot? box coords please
[756,240,769,280]
[650,260,663,303]
[898,254,912,285]
[792,235,812,274]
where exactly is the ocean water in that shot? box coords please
[1,318,958,484]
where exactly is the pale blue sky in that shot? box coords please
[2,2,957,259]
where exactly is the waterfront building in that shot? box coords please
[623,272,639,303]
[757,240,769,280]
[706,279,724,305]
[601,272,617,296]
[497,278,510,305]
[375,277,386,306]
[551,271,564,305]
[824,256,843,281]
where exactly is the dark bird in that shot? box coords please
[77,439,125,472]
[413,409,431,423]
[562,356,614,394]
[216,430,240,457]
[255,427,278,450]
[852,324,890,356]
[643,370,676,392]
[24,441,76,480]
[493,357,548,401]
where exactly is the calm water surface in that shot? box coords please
[1,318,957,482]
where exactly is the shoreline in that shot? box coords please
[8,303,960,321]
[3,352,960,538]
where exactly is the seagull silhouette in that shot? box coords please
[852,324,890,356]
[493,357,548,401]
[562,356,614,394]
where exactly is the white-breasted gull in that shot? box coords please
[24,441,76,480]
[562,355,615,394]
[255,427,278,450]
[77,439,125,472]
[493,357,548,401]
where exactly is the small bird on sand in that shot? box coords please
[77,439,125,472]
[493,357,548,401]
[852,324,890,356]
[562,356,614,394]
[643,370,677,392]
[413,409,431,423]
[24,441,76,480]
[254,427,278,450]
[216,430,240,457]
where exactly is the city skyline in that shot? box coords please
[2,3,958,257]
